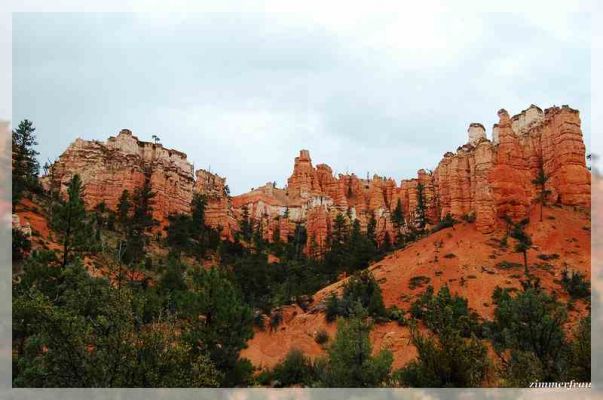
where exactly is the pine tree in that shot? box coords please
[392,198,404,228]
[415,183,428,230]
[117,189,131,225]
[12,119,40,205]
[322,306,392,387]
[509,218,532,275]
[531,165,551,222]
[239,205,252,240]
[51,174,94,267]
[191,193,209,258]
[366,212,377,246]
[332,213,348,246]
[123,179,157,265]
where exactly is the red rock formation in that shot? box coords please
[193,169,237,239]
[44,130,235,236]
[45,130,194,225]
[45,104,590,250]
[233,104,591,248]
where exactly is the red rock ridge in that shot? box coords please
[233,105,590,249]
[44,130,234,237]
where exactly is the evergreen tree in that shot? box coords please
[179,267,254,386]
[12,119,40,205]
[380,231,392,254]
[347,219,377,271]
[396,324,489,387]
[392,198,405,229]
[509,218,532,274]
[123,180,156,265]
[12,228,31,262]
[51,174,94,267]
[322,306,392,387]
[568,315,591,382]
[531,165,551,222]
[489,286,570,385]
[117,189,131,225]
[239,205,252,241]
[366,212,377,246]
[13,258,221,387]
[272,348,317,387]
[415,183,428,230]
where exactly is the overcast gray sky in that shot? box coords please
[13,11,590,195]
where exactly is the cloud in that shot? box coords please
[12,10,591,195]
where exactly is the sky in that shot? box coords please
[12,10,591,195]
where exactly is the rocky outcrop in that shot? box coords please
[233,104,591,248]
[44,130,234,237]
[44,104,590,250]
[193,169,238,239]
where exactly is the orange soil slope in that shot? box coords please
[242,205,591,371]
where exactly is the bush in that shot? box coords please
[461,212,476,223]
[272,348,317,387]
[560,268,590,299]
[321,310,393,387]
[410,285,481,337]
[537,253,560,261]
[496,260,523,270]
[432,213,456,232]
[488,287,570,384]
[395,327,489,387]
[315,329,329,345]
[12,228,31,262]
[324,272,387,321]
[388,305,406,326]
[254,312,266,330]
[409,276,430,290]
[270,311,283,331]
[325,293,341,323]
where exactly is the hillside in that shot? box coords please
[242,205,591,370]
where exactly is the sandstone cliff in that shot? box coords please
[44,130,234,236]
[232,104,590,250]
[44,104,590,249]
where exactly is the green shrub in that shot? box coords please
[409,285,481,337]
[12,228,31,262]
[496,261,523,270]
[388,306,406,326]
[394,327,489,387]
[324,272,387,322]
[560,268,590,299]
[315,329,329,345]
[409,276,431,290]
[432,213,456,233]
[272,348,317,387]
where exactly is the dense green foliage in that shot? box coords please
[325,271,387,322]
[12,228,32,262]
[487,285,589,386]
[13,255,223,387]
[409,285,482,337]
[560,268,590,299]
[321,307,393,387]
[396,326,489,387]
[12,119,40,205]
[50,174,96,267]
[166,194,220,259]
